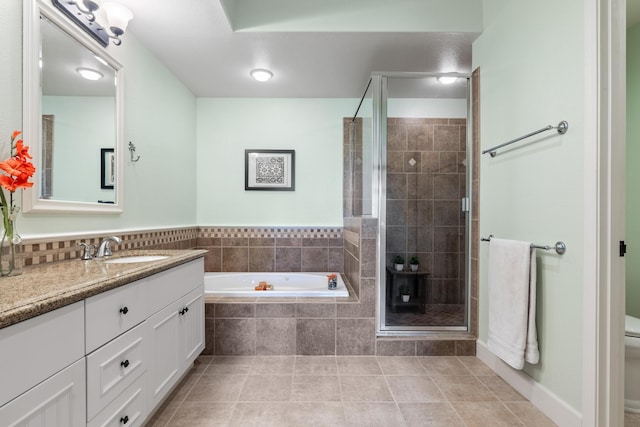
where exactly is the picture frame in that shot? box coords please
[245,149,295,191]
[100,148,115,189]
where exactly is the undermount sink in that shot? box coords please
[104,255,170,264]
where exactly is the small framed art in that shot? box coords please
[245,149,295,191]
[100,148,115,189]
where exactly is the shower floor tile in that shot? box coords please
[386,303,465,327]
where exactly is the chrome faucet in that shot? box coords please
[76,242,95,260]
[96,236,122,257]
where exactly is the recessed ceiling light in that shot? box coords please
[77,67,104,81]
[437,76,458,85]
[250,69,273,82]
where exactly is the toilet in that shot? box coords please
[626,315,640,413]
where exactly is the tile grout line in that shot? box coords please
[162,355,212,426]
[454,355,528,426]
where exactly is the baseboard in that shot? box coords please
[476,340,582,427]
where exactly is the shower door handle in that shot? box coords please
[461,197,469,212]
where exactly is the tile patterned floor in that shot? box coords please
[145,355,558,427]
[386,304,466,327]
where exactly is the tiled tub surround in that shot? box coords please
[204,218,476,357]
[196,227,344,274]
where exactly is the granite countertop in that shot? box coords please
[0,249,207,330]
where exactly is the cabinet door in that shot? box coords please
[179,287,205,369]
[0,358,85,427]
[146,299,182,409]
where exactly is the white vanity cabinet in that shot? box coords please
[0,256,205,427]
[85,258,204,425]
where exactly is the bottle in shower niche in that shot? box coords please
[327,274,338,290]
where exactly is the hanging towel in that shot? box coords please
[487,238,539,370]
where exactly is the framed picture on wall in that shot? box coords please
[245,149,295,191]
[101,148,115,189]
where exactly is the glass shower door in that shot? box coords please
[375,73,471,333]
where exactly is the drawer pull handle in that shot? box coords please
[119,306,129,315]
[121,359,130,368]
[120,415,129,424]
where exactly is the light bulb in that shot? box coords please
[250,69,273,82]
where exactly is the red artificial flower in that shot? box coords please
[0,131,35,193]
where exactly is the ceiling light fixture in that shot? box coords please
[53,0,133,47]
[77,67,104,81]
[437,76,458,85]
[250,69,273,82]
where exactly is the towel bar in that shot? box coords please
[482,121,568,157]
[481,235,566,255]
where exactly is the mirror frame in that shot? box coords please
[23,0,124,214]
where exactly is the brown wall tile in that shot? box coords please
[296,319,336,355]
[214,318,255,355]
[336,319,375,355]
[222,247,249,272]
[256,303,296,318]
[249,247,275,272]
[376,340,416,356]
[416,340,456,356]
[276,247,301,272]
[296,303,336,318]
[256,318,296,355]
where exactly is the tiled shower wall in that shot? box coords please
[386,118,467,304]
[343,118,364,217]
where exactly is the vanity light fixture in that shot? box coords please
[250,69,273,82]
[437,76,458,85]
[53,0,133,47]
[77,67,104,81]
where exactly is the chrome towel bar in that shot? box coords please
[482,120,568,157]
[481,235,567,255]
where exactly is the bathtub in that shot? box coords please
[204,272,349,297]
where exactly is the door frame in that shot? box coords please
[585,0,626,425]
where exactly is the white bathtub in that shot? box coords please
[204,272,349,297]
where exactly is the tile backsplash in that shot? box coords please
[20,226,344,272]
[23,227,199,266]
[197,227,343,273]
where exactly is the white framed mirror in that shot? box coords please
[22,0,124,214]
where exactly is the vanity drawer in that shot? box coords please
[145,258,204,315]
[86,321,147,420]
[86,278,147,353]
[88,375,146,427]
[0,301,84,406]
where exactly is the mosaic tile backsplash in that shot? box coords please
[23,227,199,266]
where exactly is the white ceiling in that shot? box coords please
[114,0,478,98]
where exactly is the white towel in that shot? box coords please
[487,238,540,370]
